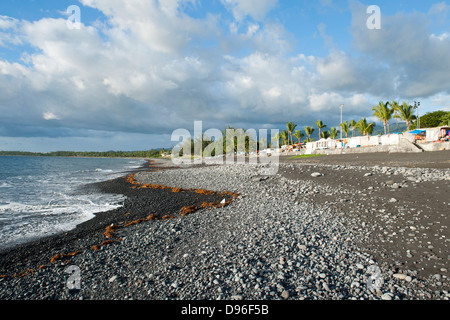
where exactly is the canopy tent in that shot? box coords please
[409,129,426,135]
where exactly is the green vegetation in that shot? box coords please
[175,126,260,157]
[416,110,450,128]
[329,127,340,139]
[304,126,314,142]
[289,154,325,159]
[0,149,167,158]
[394,102,417,131]
[319,130,330,139]
[339,121,350,138]
[315,120,327,138]
[210,103,446,155]
[372,101,394,134]
[286,121,297,145]
[356,118,375,136]
[349,120,357,138]
[293,130,304,143]
[440,113,450,126]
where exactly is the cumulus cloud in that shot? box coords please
[80,0,210,54]
[0,2,220,137]
[0,0,448,150]
[349,0,450,98]
[0,15,23,47]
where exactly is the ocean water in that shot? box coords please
[0,156,146,251]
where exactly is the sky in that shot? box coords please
[0,0,449,152]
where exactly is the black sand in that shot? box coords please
[0,151,448,297]
[280,151,449,282]
[281,150,450,169]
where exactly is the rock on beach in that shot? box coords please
[0,155,448,301]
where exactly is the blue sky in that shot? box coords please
[0,0,449,152]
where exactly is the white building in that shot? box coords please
[305,132,411,152]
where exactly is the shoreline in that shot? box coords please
[0,152,448,300]
[0,159,231,277]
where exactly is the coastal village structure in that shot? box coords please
[291,126,450,155]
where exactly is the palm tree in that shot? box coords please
[320,130,330,139]
[356,118,375,136]
[258,137,267,151]
[221,126,258,154]
[394,102,417,131]
[372,101,394,134]
[273,132,281,148]
[293,130,304,144]
[329,127,340,139]
[316,120,327,138]
[389,100,402,132]
[280,130,289,146]
[286,122,297,145]
[304,126,315,141]
[273,132,279,145]
[339,121,350,138]
[349,120,357,137]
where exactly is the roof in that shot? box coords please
[409,129,426,134]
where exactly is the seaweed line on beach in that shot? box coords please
[0,162,239,280]
[1,154,449,300]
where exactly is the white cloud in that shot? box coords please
[221,0,278,21]
[314,50,359,90]
[429,93,450,111]
[431,32,450,41]
[80,0,214,54]
[0,15,23,46]
[222,52,312,119]
[309,91,343,112]
[43,112,60,121]
[0,4,385,140]
[1,0,449,149]
[349,0,450,98]
[0,15,19,29]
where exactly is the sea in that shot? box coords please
[0,156,146,251]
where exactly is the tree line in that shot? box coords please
[175,104,449,157]
[175,126,259,157]
[281,102,449,146]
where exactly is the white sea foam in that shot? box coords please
[0,193,125,250]
[0,157,145,251]
[95,168,114,172]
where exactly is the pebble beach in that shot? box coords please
[0,153,449,301]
